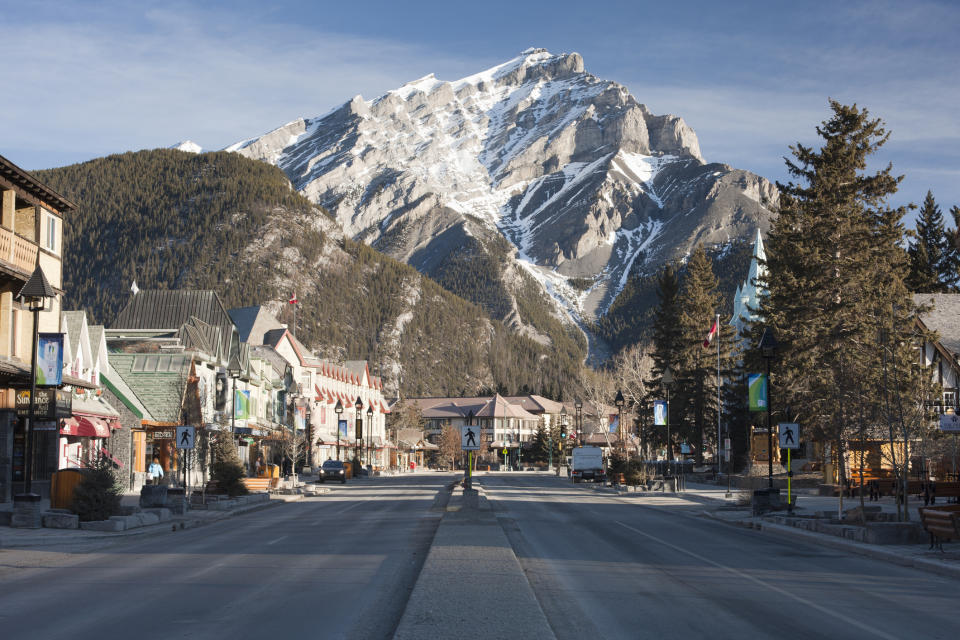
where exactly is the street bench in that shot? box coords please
[918,504,960,551]
[242,477,278,492]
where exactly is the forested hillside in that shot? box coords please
[37,150,585,398]
[596,241,755,353]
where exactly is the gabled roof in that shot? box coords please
[505,395,562,414]
[62,310,88,363]
[915,293,960,356]
[0,152,76,213]
[475,394,538,419]
[229,305,286,345]
[112,290,236,338]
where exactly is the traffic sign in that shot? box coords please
[940,414,960,433]
[461,425,480,450]
[778,423,799,449]
[176,425,196,449]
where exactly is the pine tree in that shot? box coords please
[760,101,921,504]
[907,191,950,292]
[945,204,960,289]
[649,263,683,459]
[675,245,722,464]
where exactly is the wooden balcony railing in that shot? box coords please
[0,226,39,275]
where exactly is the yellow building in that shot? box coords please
[0,153,75,501]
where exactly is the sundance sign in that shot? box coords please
[16,388,73,419]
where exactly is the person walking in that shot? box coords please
[148,456,164,485]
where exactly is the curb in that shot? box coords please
[702,510,960,580]
[0,496,291,549]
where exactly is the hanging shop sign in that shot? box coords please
[15,388,72,419]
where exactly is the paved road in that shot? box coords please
[480,473,959,640]
[0,475,452,640]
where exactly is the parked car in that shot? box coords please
[318,460,347,484]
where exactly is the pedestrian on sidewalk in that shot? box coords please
[148,456,164,485]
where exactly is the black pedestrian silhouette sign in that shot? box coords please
[778,423,799,449]
[461,425,480,450]
[176,426,196,450]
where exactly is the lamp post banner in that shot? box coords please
[338,420,348,438]
[748,373,768,412]
[37,333,64,386]
[654,400,666,426]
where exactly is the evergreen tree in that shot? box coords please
[945,204,960,289]
[649,263,683,458]
[759,101,921,498]
[651,264,683,377]
[675,245,722,464]
[907,191,950,292]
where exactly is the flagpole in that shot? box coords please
[716,313,721,478]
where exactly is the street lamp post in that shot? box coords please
[663,367,674,477]
[367,404,374,470]
[575,401,583,448]
[228,353,241,435]
[760,328,778,489]
[354,396,363,473]
[306,404,313,469]
[334,399,343,461]
[615,390,625,454]
[16,266,55,500]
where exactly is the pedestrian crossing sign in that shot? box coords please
[778,423,799,449]
[461,425,480,450]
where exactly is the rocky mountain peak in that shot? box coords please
[226,50,775,348]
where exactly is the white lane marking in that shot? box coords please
[266,535,288,546]
[333,501,365,515]
[614,520,898,640]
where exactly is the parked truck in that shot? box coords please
[571,446,605,483]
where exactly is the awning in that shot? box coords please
[100,447,124,468]
[61,416,110,438]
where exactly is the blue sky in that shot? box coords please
[3,0,958,217]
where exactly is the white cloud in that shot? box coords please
[0,3,482,163]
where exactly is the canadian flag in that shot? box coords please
[703,315,719,348]
[289,292,298,305]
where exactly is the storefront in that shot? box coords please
[12,387,72,495]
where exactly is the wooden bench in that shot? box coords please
[918,504,960,551]
[242,477,279,492]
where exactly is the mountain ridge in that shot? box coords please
[170,49,776,358]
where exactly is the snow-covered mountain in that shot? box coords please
[226,48,776,340]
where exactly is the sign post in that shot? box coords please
[176,426,196,492]
[461,425,480,489]
[779,423,800,510]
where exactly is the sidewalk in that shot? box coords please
[627,480,960,579]
[0,490,300,550]
[393,483,555,640]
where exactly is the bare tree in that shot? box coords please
[438,425,461,470]
[277,428,306,488]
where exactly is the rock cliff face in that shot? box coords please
[228,48,776,339]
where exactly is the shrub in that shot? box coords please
[211,435,250,497]
[71,458,123,522]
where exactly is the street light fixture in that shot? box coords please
[227,351,242,435]
[760,328,778,489]
[662,367,674,476]
[334,399,343,461]
[16,265,55,499]
[354,396,363,472]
